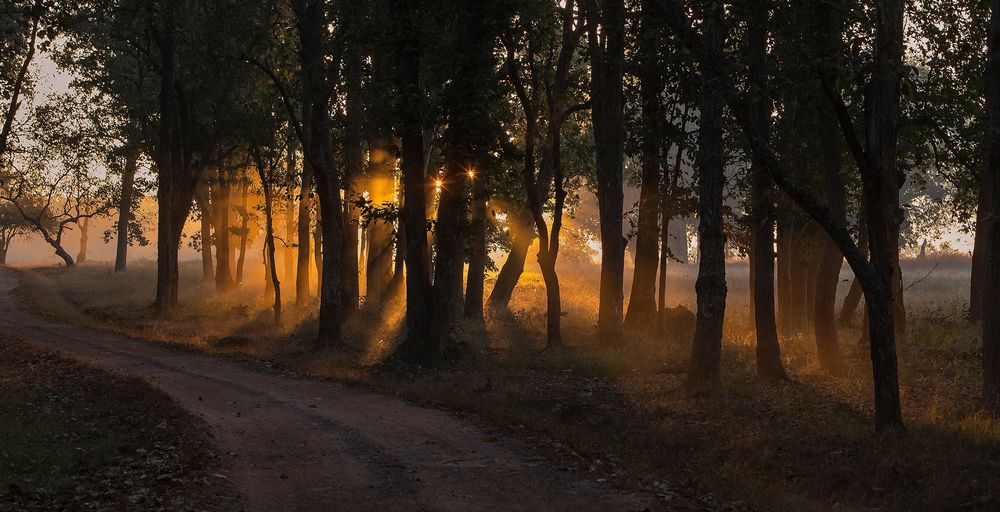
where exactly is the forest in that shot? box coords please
[2,0,1000,510]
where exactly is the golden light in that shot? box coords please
[467,168,475,179]
[434,179,443,190]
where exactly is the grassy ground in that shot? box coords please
[0,336,238,511]
[14,256,1000,511]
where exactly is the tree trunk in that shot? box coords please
[342,37,363,316]
[389,0,433,361]
[980,0,1000,410]
[283,201,295,287]
[487,207,534,311]
[588,0,627,345]
[775,206,793,335]
[76,217,89,264]
[366,138,396,306]
[686,1,728,390]
[624,0,662,333]
[293,0,346,349]
[464,165,489,323]
[114,149,138,273]
[195,182,214,282]
[813,0,847,374]
[746,0,786,380]
[235,181,249,285]
[294,134,312,305]
[852,0,906,433]
[264,245,274,298]
[214,170,235,292]
[426,0,494,357]
[154,15,181,316]
[971,197,987,323]
[254,155,282,326]
[314,220,322,291]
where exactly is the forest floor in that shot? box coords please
[0,267,673,511]
[12,257,1000,511]
[0,337,238,511]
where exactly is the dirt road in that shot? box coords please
[0,270,662,512]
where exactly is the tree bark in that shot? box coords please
[293,134,312,305]
[813,0,848,374]
[114,149,139,273]
[587,0,627,345]
[214,169,235,292]
[342,36,364,316]
[76,217,89,264]
[746,0,786,380]
[971,197,987,323]
[253,151,282,326]
[194,182,214,282]
[283,200,295,287]
[464,164,489,323]
[487,207,534,311]
[235,180,249,285]
[366,138,396,306]
[624,0,663,333]
[390,0,433,361]
[293,0,346,349]
[686,1,728,390]
[838,218,868,325]
[980,0,1000,410]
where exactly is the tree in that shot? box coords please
[389,0,433,362]
[657,0,905,433]
[980,0,1000,411]
[684,0,728,390]
[745,0,786,380]
[0,202,30,265]
[623,0,664,332]
[584,0,627,345]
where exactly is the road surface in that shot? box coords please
[0,270,663,512]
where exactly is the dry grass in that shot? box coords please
[15,254,1000,511]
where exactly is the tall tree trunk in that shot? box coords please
[850,0,906,433]
[214,170,235,292]
[76,217,89,264]
[284,201,295,287]
[195,182,214,282]
[588,0,627,345]
[293,135,312,305]
[293,0,346,349]
[342,36,363,316]
[464,165,488,323]
[624,0,662,333]
[980,0,1000,410]
[264,244,274,298]
[686,1,728,390]
[154,14,180,316]
[746,0,786,380]
[235,181,249,285]
[487,207,534,311]
[313,219,322,291]
[839,217,868,325]
[366,138,397,306]
[114,148,139,273]
[426,0,493,357]
[254,153,282,326]
[390,0,433,361]
[971,197,987,323]
[775,206,793,335]
[813,0,847,374]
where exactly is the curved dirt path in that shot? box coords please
[0,270,662,512]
